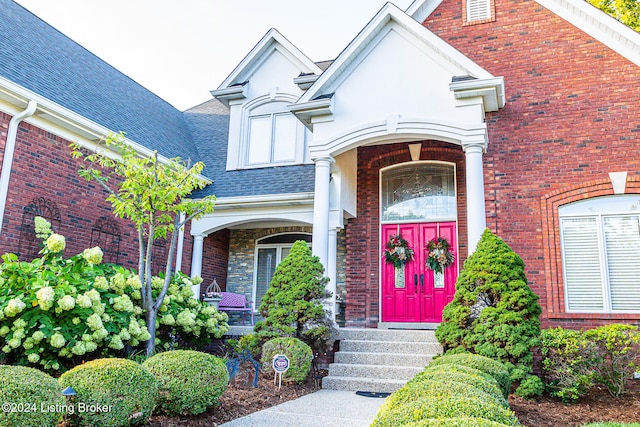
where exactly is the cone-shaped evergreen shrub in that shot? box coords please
[435,229,541,382]
[254,240,332,348]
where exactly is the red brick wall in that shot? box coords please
[422,0,640,328]
[0,118,192,275]
[199,228,230,297]
[345,142,467,327]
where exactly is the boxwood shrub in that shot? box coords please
[58,358,158,427]
[260,337,312,383]
[388,379,506,410]
[428,353,511,398]
[410,365,507,407]
[0,365,63,427]
[404,417,518,427]
[372,392,521,427]
[142,350,228,415]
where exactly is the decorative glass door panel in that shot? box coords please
[381,222,457,323]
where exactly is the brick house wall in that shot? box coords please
[0,118,193,275]
[420,0,640,328]
[199,228,230,297]
[345,142,467,327]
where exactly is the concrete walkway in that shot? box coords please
[219,389,387,427]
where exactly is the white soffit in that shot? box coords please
[535,0,640,67]
[214,28,323,91]
[297,2,495,105]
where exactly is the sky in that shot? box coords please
[15,0,415,111]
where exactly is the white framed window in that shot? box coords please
[465,0,491,22]
[560,195,640,313]
[253,233,312,312]
[247,112,297,165]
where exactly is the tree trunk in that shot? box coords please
[145,308,158,356]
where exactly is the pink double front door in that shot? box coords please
[381,222,458,323]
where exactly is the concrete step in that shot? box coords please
[339,339,441,354]
[328,363,423,381]
[334,351,434,367]
[322,376,407,393]
[336,328,437,343]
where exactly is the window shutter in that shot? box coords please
[561,217,604,311]
[603,216,640,311]
[467,0,491,21]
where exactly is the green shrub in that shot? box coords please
[254,241,332,349]
[404,418,517,427]
[581,424,640,427]
[142,350,228,415]
[260,337,312,383]
[0,365,63,427]
[58,358,158,427]
[539,327,598,402]
[435,229,541,382]
[226,333,260,357]
[514,374,545,398]
[410,365,507,406]
[387,379,506,410]
[372,391,521,427]
[428,353,511,398]
[0,219,228,373]
[585,324,640,397]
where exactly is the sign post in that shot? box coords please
[272,354,290,390]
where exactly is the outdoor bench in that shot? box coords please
[217,292,255,326]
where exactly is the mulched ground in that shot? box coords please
[147,372,640,427]
[511,386,640,427]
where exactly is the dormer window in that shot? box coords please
[464,0,494,24]
[240,99,306,169]
[248,112,297,165]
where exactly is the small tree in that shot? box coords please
[254,241,332,349]
[71,133,215,355]
[587,0,640,31]
[435,229,542,382]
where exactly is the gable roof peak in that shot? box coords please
[213,27,323,93]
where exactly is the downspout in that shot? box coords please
[0,100,37,234]
[174,212,186,272]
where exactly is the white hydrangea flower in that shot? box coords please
[92,301,105,316]
[108,335,124,350]
[76,294,92,309]
[71,342,86,356]
[110,273,127,294]
[176,310,196,328]
[36,286,55,310]
[57,295,75,311]
[0,326,10,336]
[27,353,40,363]
[13,329,25,340]
[72,317,81,325]
[128,318,142,336]
[50,333,66,348]
[85,289,101,302]
[119,329,131,341]
[84,341,97,353]
[8,338,21,348]
[34,216,52,239]
[92,328,109,341]
[159,314,175,326]
[4,298,26,317]
[113,295,134,312]
[126,275,142,290]
[93,276,109,291]
[13,318,27,329]
[22,338,34,350]
[151,276,164,290]
[86,313,104,331]
[31,331,44,343]
[45,233,66,253]
[82,246,103,265]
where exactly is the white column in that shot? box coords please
[327,228,338,322]
[312,157,332,272]
[190,234,205,298]
[463,143,487,254]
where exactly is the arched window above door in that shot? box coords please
[381,163,456,223]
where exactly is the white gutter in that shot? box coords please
[0,100,37,234]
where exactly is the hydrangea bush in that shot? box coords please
[0,218,228,372]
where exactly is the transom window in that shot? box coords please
[559,195,640,313]
[253,233,311,312]
[381,163,456,223]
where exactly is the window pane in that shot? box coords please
[273,114,297,162]
[604,216,640,311]
[561,217,604,311]
[248,116,271,164]
[381,164,456,222]
[255,248,277,310]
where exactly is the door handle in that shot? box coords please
[420,274,424,291]
[414,274,418,291]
